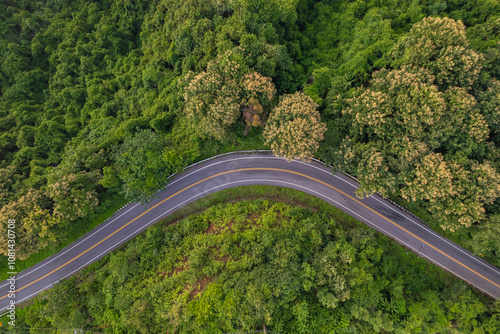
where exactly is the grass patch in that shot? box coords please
[195,125,268,161]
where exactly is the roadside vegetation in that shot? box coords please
[1,0,500,330]
[2,0,500,269]
[10,190,500,333]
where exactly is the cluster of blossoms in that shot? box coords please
[47,171,100,221]
[336,16,500,231]
[393,16,483,90]
[0,189,61,259]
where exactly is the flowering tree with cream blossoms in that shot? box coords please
[264,92,327,161]
[332,66,500,231]
[0,166,100,259]
[393,16,483,90]
[46,170,100,221]
[182,50,276,140]
[330,17,500,232]
[0,189,63,259]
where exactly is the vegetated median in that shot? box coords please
[8,186,499,334]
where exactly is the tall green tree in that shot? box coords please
[114,129,174,202]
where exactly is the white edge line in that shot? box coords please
[2,153,498,308]
[0,155,275,287]
[295,158,500,277]
[164,155,281,188]
[0,203,141,288]
[369,195,500,277]
[419,252,496,299]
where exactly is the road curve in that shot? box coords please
[1,153,499,312]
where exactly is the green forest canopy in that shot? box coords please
[1,0,500,315]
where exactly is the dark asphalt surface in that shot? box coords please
[1,153,499,312]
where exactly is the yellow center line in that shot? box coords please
[2,167,499,301]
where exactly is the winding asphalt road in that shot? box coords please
[1,152,499,312]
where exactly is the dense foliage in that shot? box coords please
[324,14,500,261]
[2,0,500,325]
[182,49,276,140]
[264,92,326,161]
[0,0,305,259]
[331,65,499,231]
[14,199,500,333]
